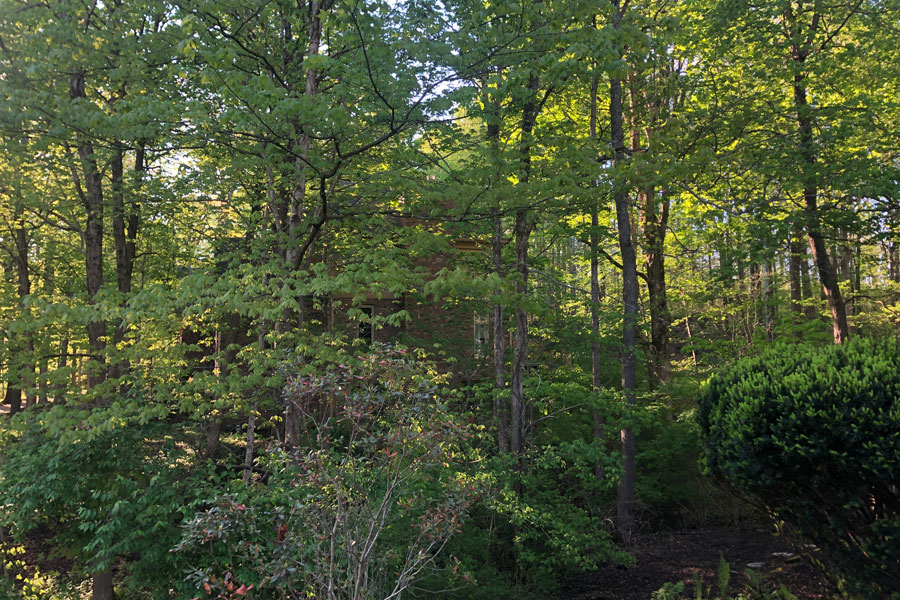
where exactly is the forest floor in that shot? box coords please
[558,526,836,600]
[4,523,836,599]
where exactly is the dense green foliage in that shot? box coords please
[174,350,479,599]
[0,0,898,597]
[698,339,900,598]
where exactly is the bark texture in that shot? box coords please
[609,0,637,542]
[70,71,107,383]
[510,71,540,457]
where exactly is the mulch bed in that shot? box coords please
[558,527,836,600]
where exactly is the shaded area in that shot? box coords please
[559,527,835,600]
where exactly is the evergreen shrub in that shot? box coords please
[697,338,900,599]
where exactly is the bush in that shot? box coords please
[175,348,479,600]
[697,338,900,599]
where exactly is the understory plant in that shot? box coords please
[698,338,900,599]
[652,561,799,600]
[0,417,197,599]
[176,347,480,600]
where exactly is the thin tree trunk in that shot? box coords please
[22,338,35,409]
[800,244,814,311]
[749,260,761,331]
[838,227,853,286]
[485,90,508,452]
[889,206,899,282]
[493,211,508,452]
[763,254,775,337]
[510,209,528,457]
[892,242,899,283]
[510,71,540,458]
[589,72,604,478]
[610,0,637,542]
[55,335,68,401]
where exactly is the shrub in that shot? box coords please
[175,348,479,600]
[697,338,900,599]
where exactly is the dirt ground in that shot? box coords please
[558,527,835,600]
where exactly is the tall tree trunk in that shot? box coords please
[70,71,107,385]
[889,238,899,284]
[588,72,604,478]
[509,72,540,458]
[111,146,137,298]
[71,70,113,600]
[800,242,814,314]
[610,0,637,542]
[493,208,508,452]
[280,5,326,444]
[244,326,266,482]
[511,212,527,457]
[243,405,257,484]
[110,144,140,381]
[789,26,849,343]
[22,337,35,409]
[485,92,508,452]
[285,0,326,270]
[206,328,228,459]
[56,335,69,401]
[680,290,698,368]
[36,358,47,404]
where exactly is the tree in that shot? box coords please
[0,1,186,596]
[607,0,639,542]
[697,0,900,344]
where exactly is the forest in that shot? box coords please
[0,0,898,598]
